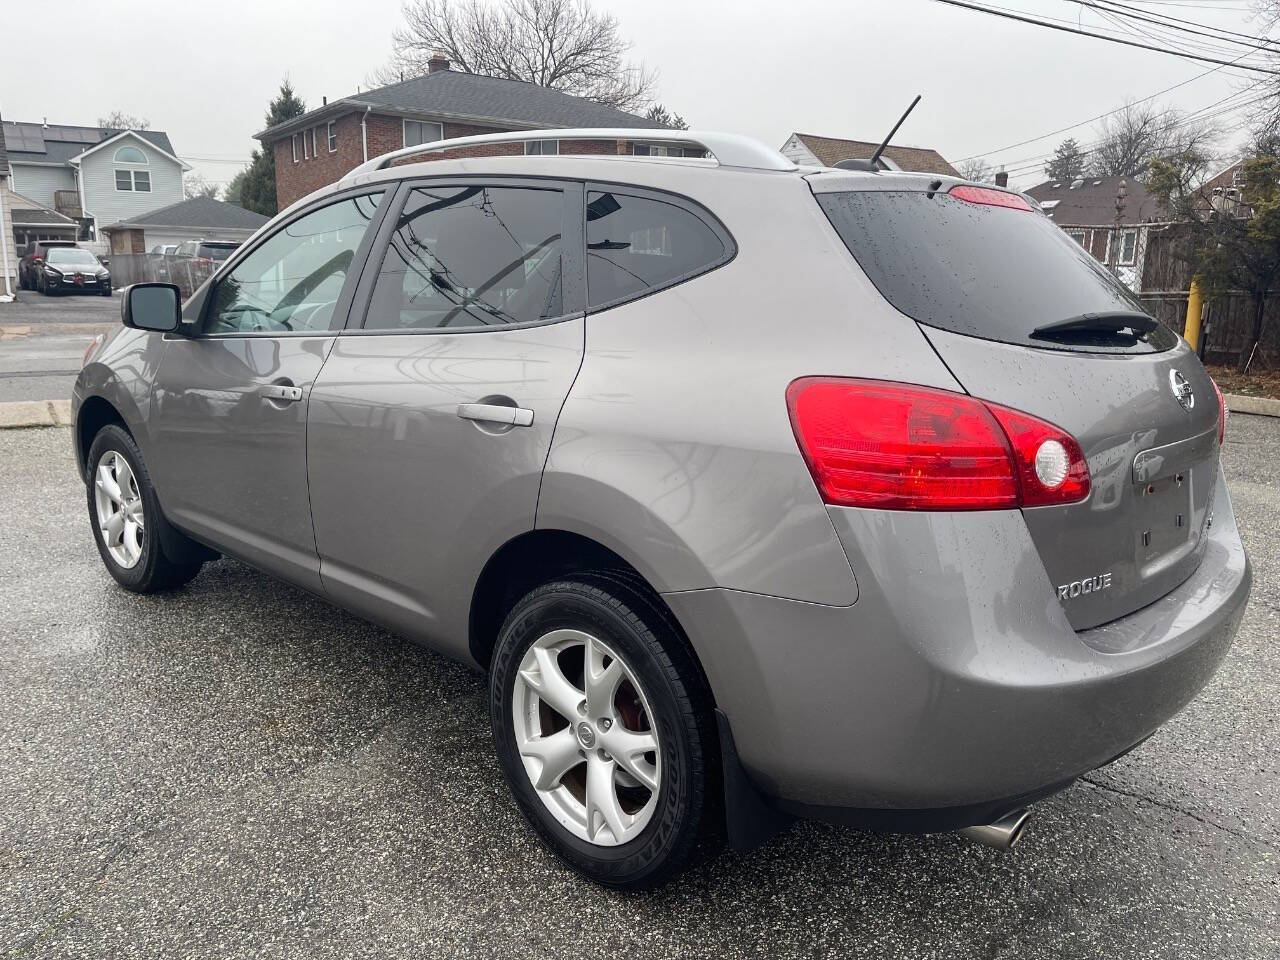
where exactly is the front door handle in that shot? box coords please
[457,402,535,427]
[261,384,303,403]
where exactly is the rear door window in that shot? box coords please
[585,191,729,310]
[815,189,1176,353]
[363,184,566,330]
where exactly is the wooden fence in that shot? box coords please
[1132,222,1279,363]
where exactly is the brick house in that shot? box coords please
[1196,160,1251,217]
[779,132,960,176]
[256,56,680,209]
[1025,175,1169,292]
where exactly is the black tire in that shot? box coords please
[85,425,203,592]
[490,574,719,889]
[101,285,112,297]
[42,276,57,296]
[18,270,28,291]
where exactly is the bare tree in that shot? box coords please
[183,173,220,201]
[375,0,656,111]
[955,158,994,183]
[1252,1,1280,137]
[97,110,149,130]
[1089,101,1218,182]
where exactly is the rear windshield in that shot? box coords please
[200,244,237,261]
[816,190,1176,354]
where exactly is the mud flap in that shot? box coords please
[716,709,794,852]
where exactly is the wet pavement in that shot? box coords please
[2,416,1277,959]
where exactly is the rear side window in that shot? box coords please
[816,190,1176,353]
[364,185,565,330]
[585,191,727,310]
[200,244,237,262]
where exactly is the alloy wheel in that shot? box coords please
[512,628,662,846]
[93,450,145,569]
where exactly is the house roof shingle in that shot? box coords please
[789,132,960,177]
[0,108,8,176]
[2,121,176,166]
[1025,175,1167,226]
[256,68,653,141]
[11,207,76,226]
[102,196,270,232]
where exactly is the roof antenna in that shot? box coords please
[835,94,922,172]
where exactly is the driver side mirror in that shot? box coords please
[121,283,182,333]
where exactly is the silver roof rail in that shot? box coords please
[344,128,797,179]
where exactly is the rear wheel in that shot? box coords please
[86,425,203,592]
[490,576,718,889]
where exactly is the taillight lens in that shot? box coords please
[1211,377,1227,444]
[786,378,1090,511]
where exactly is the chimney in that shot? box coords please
[994,168,1009,189]
[428,53,451,74]
[322,95,327,105]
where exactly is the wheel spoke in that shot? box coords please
[519,727,583,791]
[601,727,659,792]
[583,638,624,720]
[585,754,628,843]
[95,464,122,504]
[122,519,142,563]
[103,509,126,544]
[521,645,584,722]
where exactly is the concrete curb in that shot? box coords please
[0,400,73,429]
[1224,393,1280,418]
[0,322,114,339]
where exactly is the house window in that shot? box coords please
[328,121,337,152]
[311,127,318,158]
[1116,229,1138,266]
[524,140,559,155]
[1066,229,1087,247]
[303,130,311,160]
[292,134,300,162]
[114,169,151,191]
[113,145,147,164]
[403,119,443,148]
[113,142,150,191]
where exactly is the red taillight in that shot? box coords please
[32,255,43,263]
[1211,377,1227,444]
[786,378,1090,511]
[948,185,1033,212]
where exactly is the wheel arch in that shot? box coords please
[468,528,715,703]
[75,394,133,480]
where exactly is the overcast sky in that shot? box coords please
[0,0,1266,191]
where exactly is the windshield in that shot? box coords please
[46,248,101,268]
[815,189,1176,354]
[201,244,237,261]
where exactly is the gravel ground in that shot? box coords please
[1,418,1277,959]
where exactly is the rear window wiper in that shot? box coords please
[1030,311,1158,339]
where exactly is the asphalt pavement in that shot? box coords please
[1,417,1277,959]
[0,291,116,402]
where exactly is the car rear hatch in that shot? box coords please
[812,177,1223,630]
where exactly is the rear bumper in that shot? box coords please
[664,465,1250,820]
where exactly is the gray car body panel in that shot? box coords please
[72,150,1252,823]
[665,465,1249,810]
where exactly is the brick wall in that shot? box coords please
[272,112,636,208]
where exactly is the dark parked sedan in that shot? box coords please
[35,246,112,296]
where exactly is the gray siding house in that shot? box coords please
[2,121,187,244]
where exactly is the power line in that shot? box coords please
[927,0,1280,72]
[1087,0,1278,44]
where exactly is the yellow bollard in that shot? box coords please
[1185,279,1204,351]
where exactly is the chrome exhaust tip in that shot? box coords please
[958,808,1032,850]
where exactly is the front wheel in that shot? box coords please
[86,425,203,592]
[490,576,719,889]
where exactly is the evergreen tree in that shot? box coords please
[1045,138,1088,182]
[644,104,688,130]
[238,80,306,217]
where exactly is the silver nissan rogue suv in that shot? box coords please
[72,129,1252,888]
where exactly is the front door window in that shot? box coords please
[205,193,384,335]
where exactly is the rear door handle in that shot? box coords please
[261,384,303,403]
[457,402,535,427]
